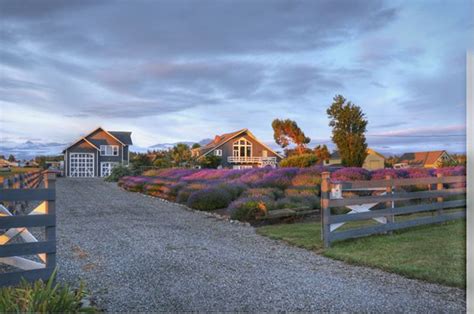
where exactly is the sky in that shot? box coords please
[0,0,473,157]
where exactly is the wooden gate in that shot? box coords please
[0,172,56,286]
[320,171,466,248]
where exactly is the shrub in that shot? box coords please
[332,167,371,181]
[254,168,298,189]
[229,196,274,221]
[285,187,319,197]
[275,195,320,209]
[0,272,95,312]
[199,155,222,169]
[243,188,284,200]
[370,168,401,180]
[176,189,193,203]
[218,182,248,200]
[187,188,232,211]
[105,165,133,182]
[280,153,319,168]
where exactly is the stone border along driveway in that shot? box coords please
[56,178,465,312]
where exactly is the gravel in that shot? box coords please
[56,178,466,312]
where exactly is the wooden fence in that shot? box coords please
[0,171,56,286]
[320,171,466,248]
[0,170,43,189]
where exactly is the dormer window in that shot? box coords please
[214,149,222,156]
[100,145,119,156]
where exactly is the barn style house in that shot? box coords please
[191,128,283,169]
[63,127,133,177]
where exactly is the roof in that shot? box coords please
[367,148,385,159]
[399,150,446,166]
[196,128,284,159]
[109,131,133,145]
[63,127,132,152]
[330,148,384,160]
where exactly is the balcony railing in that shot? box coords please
[227,156,277,164]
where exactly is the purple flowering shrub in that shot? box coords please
[118,166,465,220]
[187,188,232,211]
[332,167,371,181]
[229,196,275,221]
[242,188,284,200]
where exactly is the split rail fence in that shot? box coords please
[0,171,56,286]
[320,171,466,248]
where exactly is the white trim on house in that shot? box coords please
[69,153,95,178]
[201,129,284,159]
[214,149,222,156]
[100,145,119,156]
[100,162,119,177]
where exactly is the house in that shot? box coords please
[362,148,385,170]
[397,150,454,168]
[63,127,133,177]
[0,159,12,169]
[324,148,385,170]
[191,129,283,169]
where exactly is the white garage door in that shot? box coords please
[70,153,94,177]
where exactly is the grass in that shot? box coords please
[257,218,466,288]
[0,167,41,178]
[0,271,96,312]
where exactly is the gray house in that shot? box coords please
[191,128,283,169]
[63,127,133,177]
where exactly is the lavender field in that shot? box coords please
[118,166,466,221]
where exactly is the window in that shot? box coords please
[214,149,222,156]
[232,138,252,157]
[100,145,119,156]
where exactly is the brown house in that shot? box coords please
[63,127,133,177]
[192,129,283,169]
[397,150,454,168]
[324,148,385,170]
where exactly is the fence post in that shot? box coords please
[44,172,57,271]
[436,173,444,216]
[385,175,394,234]
[321,171,331,248]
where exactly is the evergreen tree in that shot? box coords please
[327,95,368,167]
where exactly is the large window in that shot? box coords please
[100,145,119,156]
[232,138,252,157]
[214,149,222,156]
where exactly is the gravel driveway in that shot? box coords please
[56,178,465,312]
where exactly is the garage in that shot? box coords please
[70,153,95,177]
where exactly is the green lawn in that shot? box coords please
[257,219,466,288]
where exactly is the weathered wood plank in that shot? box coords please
[0,214,55,229]
[330,211,465,242]
[0,188,55,201]
[328,188,466,207]
[329,199,466,224]
[0,268,54,286]
[0,256,45,270]
[0,241,55,258]
[338,175,466,189]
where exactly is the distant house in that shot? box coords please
[191,128,283,169]
[63,127,133,177]
[397,150,454,168]
[324,148,385,170]
[0,159,12,168]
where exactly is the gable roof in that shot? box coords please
[330,148,384,160]
[367,148,385,159]
[63,127,132,152]
[399,150,447,166]
[196,128,284,159]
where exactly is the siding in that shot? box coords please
[209,133,280,168]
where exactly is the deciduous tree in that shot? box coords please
[272,119,310,155]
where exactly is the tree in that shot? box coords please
[130,153,153,173]
[314,145,330,163]
[8,154,15,162]
[272,119,311,155]
[199,155,221,169]
[191,143,201,149]
[327,95,368,167]
[171,143,192,167]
